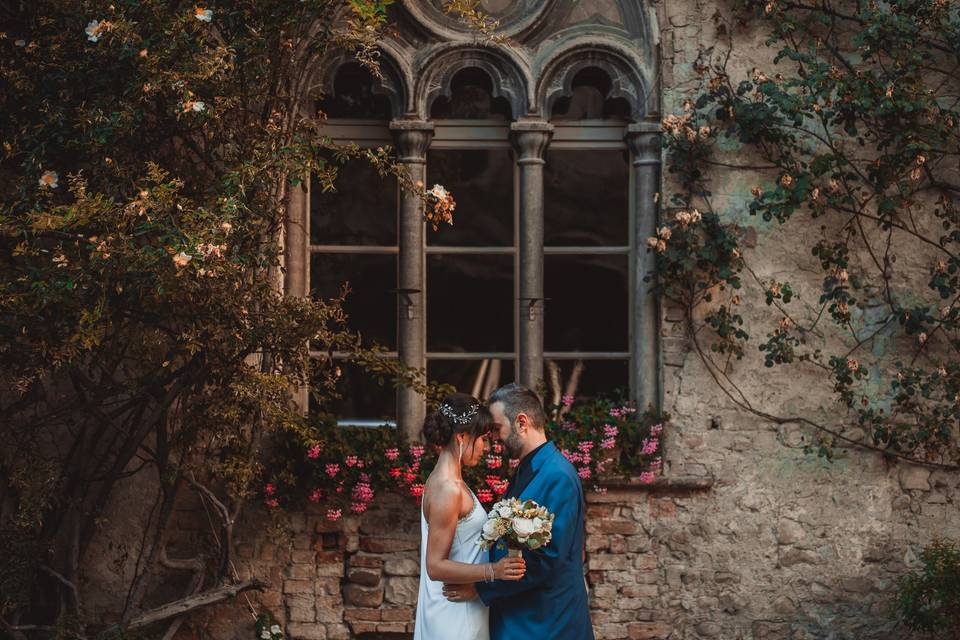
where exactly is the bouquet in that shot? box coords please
[478,497,555,556]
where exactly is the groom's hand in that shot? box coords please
[442,582,478,602]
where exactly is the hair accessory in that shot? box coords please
[440,402,479,425]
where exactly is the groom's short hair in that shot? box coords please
[489,383,547,431]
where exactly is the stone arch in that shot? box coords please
[536,38,654,121]
[311,43,412,119]
[414,44,534,120]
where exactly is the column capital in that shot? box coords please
[510,119,554,165]
[390,119,434,163]
[625,121,663,166]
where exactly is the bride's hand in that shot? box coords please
[493,556,526,581]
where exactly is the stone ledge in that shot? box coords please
[593,474,715,496]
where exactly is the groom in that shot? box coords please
[443,383,595,639]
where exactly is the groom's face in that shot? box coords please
[490,401,524,458]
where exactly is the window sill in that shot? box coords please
[588,474,715,501]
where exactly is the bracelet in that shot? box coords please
[485,563,494,582]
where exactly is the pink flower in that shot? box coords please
[325,463,340,477]
[641,438,659,456]
[265,498,279,508]
[492,442,503,454]
[351,502,368,514]
[578,467,592,479]
[649,457,663,471]
[360,472,371,483]
[639,471,656,484]
[580,453,591,465]
[389,467,402,478]
[309,489,322,503]
[410,483,425,500]
[351,482,374,504]
[477,489,494,503]
[609,408,623,418]
[603,424,619,438]
[307,444,321,459]
[562,394,574,407]
[577,440,594,453]
[345,455,358,467]
[493,479,508,495]
[264,483,275,496]
[486,474,501,489]
[326,508,342,521]
[410,445,425,459]
[385,448,400,461]
[601,437,616,450]
[486,455,502,469]
[650,423,663,437]
[403,469,417,484]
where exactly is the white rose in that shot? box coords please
[497,504,514,518]
[261,631,271,639]
[531,517,543,531]
[512,518,537,538]
[482,519,500,539]
[270,625,281,635]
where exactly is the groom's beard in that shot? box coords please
[504,425,524,459]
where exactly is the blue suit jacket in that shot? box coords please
[476,442,595,640]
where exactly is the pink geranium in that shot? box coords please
[307,444,321,459]
[385,448,400,461]
[326,508,342,521]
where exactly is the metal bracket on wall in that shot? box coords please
[518,296,550,321]
[393,288,421,319]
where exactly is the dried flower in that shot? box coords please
[38,170,59,189]
[194,7,213,22]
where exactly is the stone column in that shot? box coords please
[390,120,434,441]
[284,178,310,412]
[510,120,553,389]
[626,121,663,411]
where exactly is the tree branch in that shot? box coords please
[125,579,268,631]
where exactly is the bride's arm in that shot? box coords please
[425,484,524,583]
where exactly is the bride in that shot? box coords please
[414,393,526,640]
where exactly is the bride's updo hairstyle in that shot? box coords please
[421,392,495,448]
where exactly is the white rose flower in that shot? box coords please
[270,625,281,634]
[497,504,513,518]
[482,519,499,539]
[261,631,271,639]
[512,517,537,538]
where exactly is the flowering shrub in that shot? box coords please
[262,397,666,513]
[652,0,960,470]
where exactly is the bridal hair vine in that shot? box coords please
[439,402,479,425]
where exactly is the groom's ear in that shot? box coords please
[516,412,528,433]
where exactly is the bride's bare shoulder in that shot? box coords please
[423,477,466,520]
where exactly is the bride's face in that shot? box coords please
[458,432,490,467]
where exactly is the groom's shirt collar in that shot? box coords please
[518,440,549,470]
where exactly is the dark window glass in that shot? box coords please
[544,150,628,246]
[545,255,628,351]
[542,359,629,401]
[427,254,513,352]
[316,63,392,120]
[430,67,512,120]
[310,361,397,422]
[550,67,631,121]
[427,359,516,402]
[427,149,513,246]
[311,160,397,246]
[311,253,397,349]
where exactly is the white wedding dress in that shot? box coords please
[413,489,490,640]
